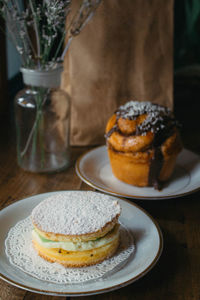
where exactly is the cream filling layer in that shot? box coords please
[32,225,119,252]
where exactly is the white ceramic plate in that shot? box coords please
[0,191,163,296]
[76,146,200,200]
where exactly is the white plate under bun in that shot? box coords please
[76,146,200,200]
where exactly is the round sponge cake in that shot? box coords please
[31,191,121,267]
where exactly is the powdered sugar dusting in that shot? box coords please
[116,101,171,119]
[115,100,178,136]
[32,191,121,235]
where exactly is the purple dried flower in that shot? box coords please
[0,0,101,69]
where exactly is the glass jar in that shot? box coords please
[15,66,70,173]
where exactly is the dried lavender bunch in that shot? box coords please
[0,0,101,69]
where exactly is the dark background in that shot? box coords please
[174,0,200,69]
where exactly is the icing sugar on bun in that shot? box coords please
[31,191,121,267]
[105,101,183,190]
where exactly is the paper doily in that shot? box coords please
[5,217,135,284]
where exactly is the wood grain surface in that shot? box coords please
[0,82,200,300]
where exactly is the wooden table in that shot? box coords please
[0,138,200,299]
[0,81,200,299]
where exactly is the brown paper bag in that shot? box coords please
[62,0,173,145]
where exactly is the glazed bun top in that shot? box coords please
[106,101,180,148]
[116,101,176,134]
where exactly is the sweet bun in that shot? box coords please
[31,191,121,267]
[105,101,182,190]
